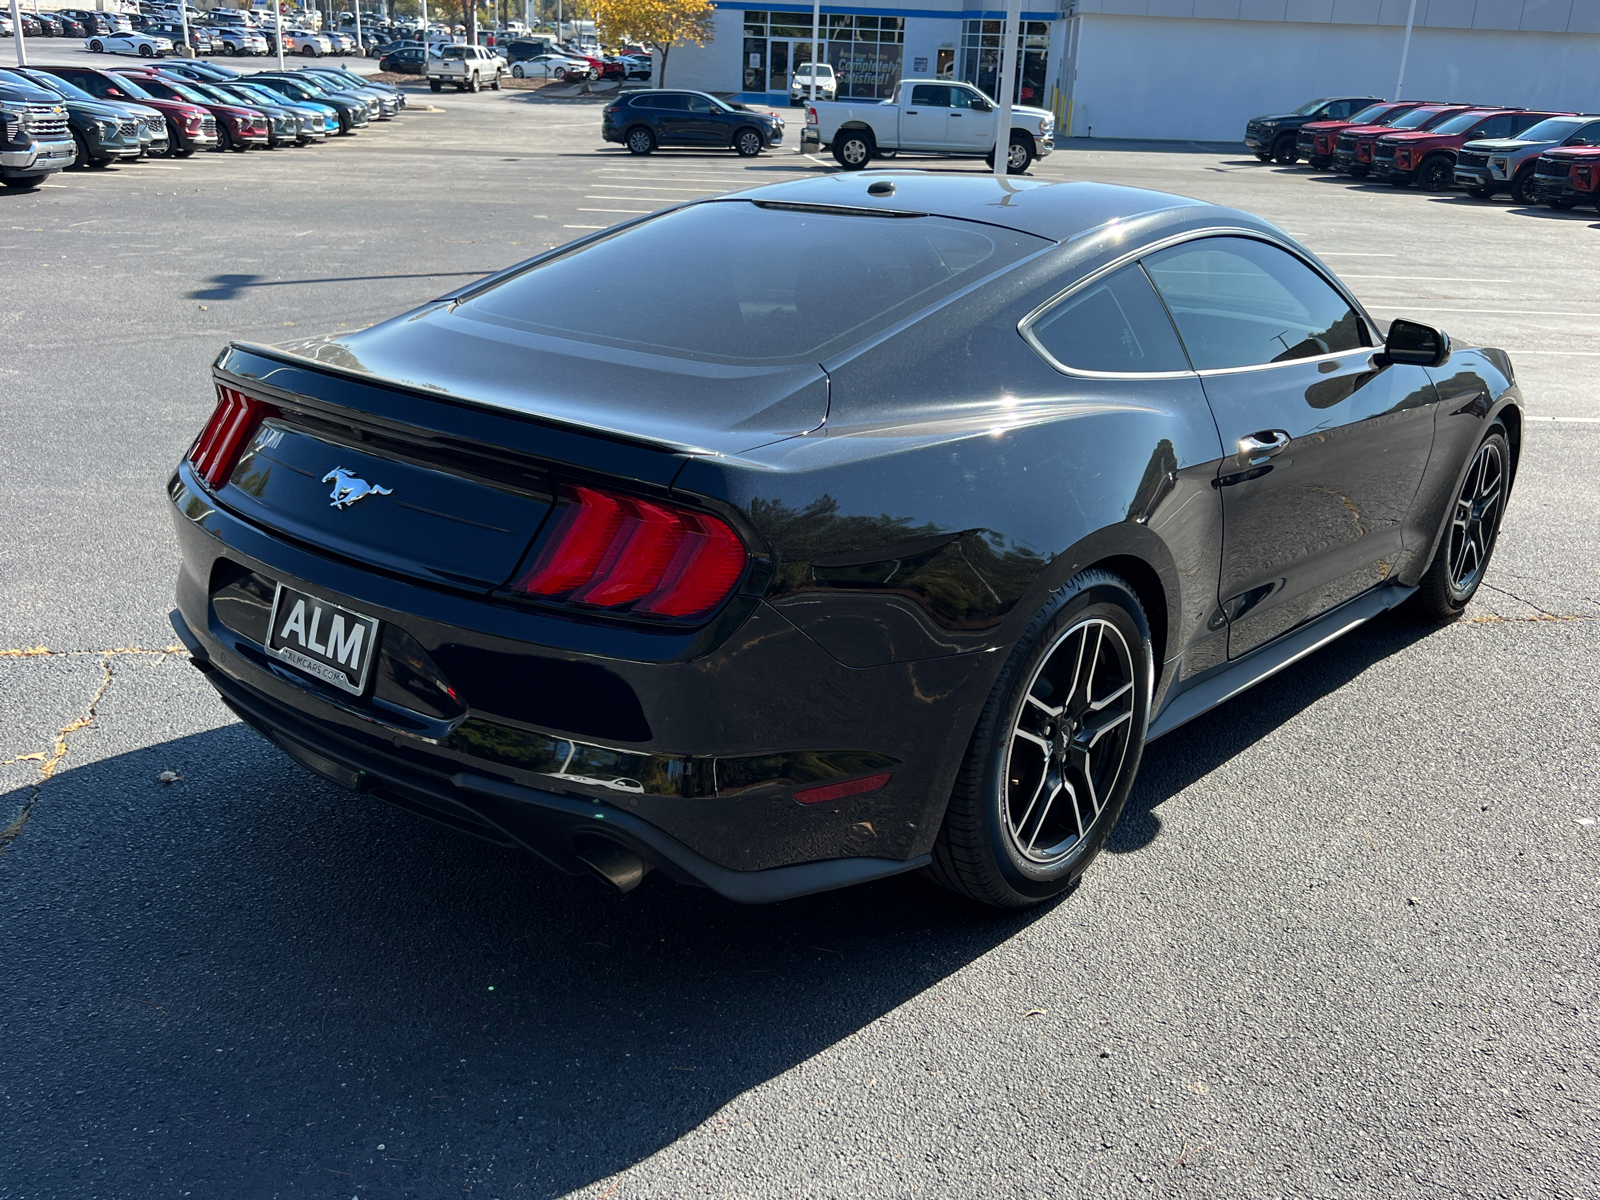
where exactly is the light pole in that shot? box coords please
[1394,0,1418,100]
[274,0,286,67]
[354,1,362,58]
[809,0,819,106]
[9,0,27,66]
[992,0,1020,177]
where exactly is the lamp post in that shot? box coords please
[9,0,27,66]
[992,0,1020,177]
[1394,0,1418,100]
[274,0,286,67]
[809,0,819,106]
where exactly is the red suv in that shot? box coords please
[1374,108,1565,190]
[1297,100,1425,170]
[1529,146,1600,209]
[1333,104,1472,176]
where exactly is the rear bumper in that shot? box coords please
[173,605,928,903]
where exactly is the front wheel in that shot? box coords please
[733,126,762,157]
[926,570,1151,908]
[1510,168,1537,205]
[490,70,501,90]
[1272,136,1297,164]
[1418,155,1455,191]
[832,130,872,170]
[90,39,104,52]
[553,66,567,80]
[1410,426,1510,622]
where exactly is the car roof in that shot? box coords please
[718,172,1221,243]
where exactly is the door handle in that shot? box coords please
[1238,430,1290,460]
[951,112,963,117]
[906,109,918,114]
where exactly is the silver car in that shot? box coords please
[1455,114,1600,204]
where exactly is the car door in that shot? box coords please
[900,83,951,150]
[947,84,996,151]
[1141,235,1438,659]
[648,93,696,144]
[682,93,730,145]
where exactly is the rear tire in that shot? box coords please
[429,79,441,92]
[138,42,152,57]
[832,128,873,169]
[1410,426,1510,622]
[468,72,480,92]
[491,71,501,90]
[511,62,524,78]
[925,570,1152,909]
[626,125,655,155]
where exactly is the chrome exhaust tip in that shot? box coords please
[573,838,651,894]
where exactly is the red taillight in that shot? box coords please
[513,485,748,620]
[794,772,892,805]
[187,385,274,490]
[806,105,818,126]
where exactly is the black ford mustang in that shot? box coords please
[169,174,1520,908]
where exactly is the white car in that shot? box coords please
[789,63,836,105]
[213,28,268,55]
[282,29,333,56]
[509,53,592,81]
[86,31,174,57]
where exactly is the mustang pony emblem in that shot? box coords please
[322,467,392,509]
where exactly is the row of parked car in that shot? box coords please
[1244,96,1600,210]
[0,58,408,191]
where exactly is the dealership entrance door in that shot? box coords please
[767,38,816,95]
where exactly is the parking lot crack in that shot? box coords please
[0,645,187,856]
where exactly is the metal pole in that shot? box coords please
[274,0,285,67]
[180,0,191,58]
[354,0,361,55]
[9,0,27,66]
[809,0,819,104]
[992,0,1020,177]
[1394,0,1417,101]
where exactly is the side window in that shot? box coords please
[1572,121,1600,145]
[1473,114,1513,139]
[653,94,689,111]
[949,88,983,110]
[910,84,951,107]
[1142,237,1368,371]
[1324,100,1351,120]
[685,94,716,113]
[1027,263,1191,375]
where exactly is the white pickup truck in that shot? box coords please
[803,79,1054,172]
[427,43,508,93]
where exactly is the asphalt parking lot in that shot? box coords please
[2,87,1597,1200]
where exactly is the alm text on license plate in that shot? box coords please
[265,584,380,697]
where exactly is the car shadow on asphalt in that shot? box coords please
[0,719,1048,1197]
[1110,611,1438,856]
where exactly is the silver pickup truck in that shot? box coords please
[803,79,1054,172]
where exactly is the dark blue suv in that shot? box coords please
[603,90,783,157]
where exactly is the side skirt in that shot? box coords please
[1147,584,1418,742]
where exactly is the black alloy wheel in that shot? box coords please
[1510,167,1537,205]
[216,122,234,152]
[733,126,763,157]
[626,125,655,155]
[832,129,873,170]
[138,42,153,56]
[1412,426,1510,621]
[1273,135,1297,164]
[1419,155,1455,191]
[90,39,104,51]
[927,570,1151,908]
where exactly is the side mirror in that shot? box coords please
[1383,317,1451,368]
[971,98,992,112]
[1566,137,1590,146]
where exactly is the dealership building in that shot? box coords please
[663,0,1600,141]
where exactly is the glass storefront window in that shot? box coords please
[960,20,1049,107]
[739,10,902,98]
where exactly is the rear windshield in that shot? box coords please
[461,201,1049,365]
[1387,107,1443,130]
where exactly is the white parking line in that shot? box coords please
[1342,275,1513,283]
[585,196,673,203]
[1314,252,1399,257]
[563,224,607,229]
[1528,415,1600,422]
[576,207,654,214]
[1368,307,1600,318]
[586,182,721,191]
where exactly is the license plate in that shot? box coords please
[265,584,380,696]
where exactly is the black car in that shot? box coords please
[168,175,1520,908]
[59,8,111,35]
[1245,96,1385,163]
[378,47,426,75]
[604,89,782,156]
